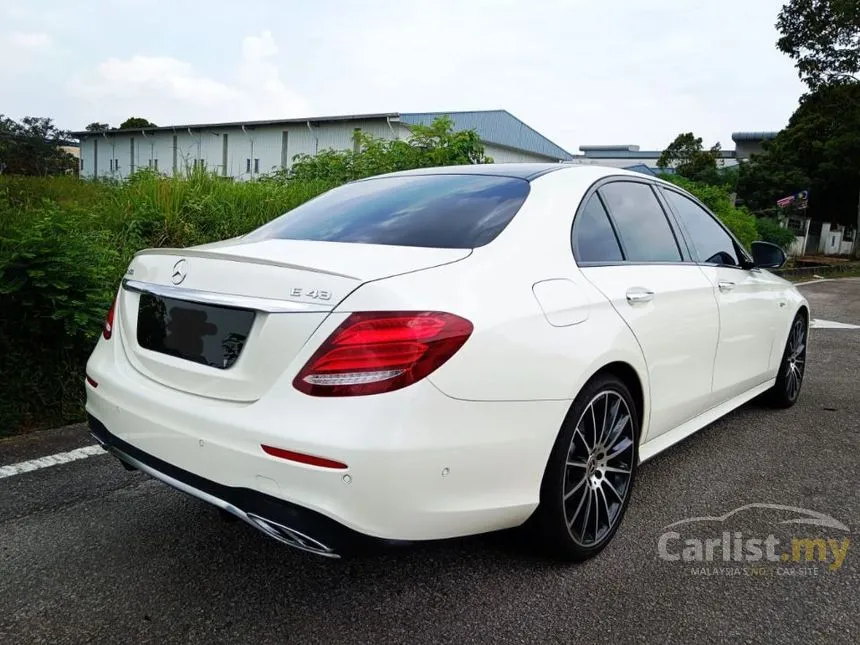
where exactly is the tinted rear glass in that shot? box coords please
[572,194,624,263]
[242,174,530,249]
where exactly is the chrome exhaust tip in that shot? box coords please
[245,513,340,558]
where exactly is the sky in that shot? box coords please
[1,0,807,153]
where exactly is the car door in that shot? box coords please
[573,180,720,440]
[659,187,780,402]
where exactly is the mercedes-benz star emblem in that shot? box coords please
[171,259,188,285]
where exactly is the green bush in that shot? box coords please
[0,198,119,431]
[754,217,797,250]
[282,115,492,184]
[0,117,492,434]
[660,174,759,248]
[0,172,335,434]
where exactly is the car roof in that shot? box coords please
[368,163,569,181]
[362,163,669,184]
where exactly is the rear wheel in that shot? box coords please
[766,313,807,408]
[531,374,639,561]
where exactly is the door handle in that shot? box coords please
[626,287,655,304]
[718,281,735,293]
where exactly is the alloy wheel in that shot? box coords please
[785,318,806,401]
[562,390,635,547]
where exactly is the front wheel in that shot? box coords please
[766,312,808,408]
[530,374,639,561]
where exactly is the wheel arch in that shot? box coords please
[587,361,645,436]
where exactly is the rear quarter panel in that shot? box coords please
[333,168,650,427]
[766,274,810,372]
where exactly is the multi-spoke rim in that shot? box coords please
[785,318,806,401]
[562,390,635,547]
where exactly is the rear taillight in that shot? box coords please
[293,311,473,397]
[103,297,116,340]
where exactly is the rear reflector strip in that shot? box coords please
[85,375,99,388]
[261,445,348,470]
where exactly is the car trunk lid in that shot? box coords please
[117,239,470,401]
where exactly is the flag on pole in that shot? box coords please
[776,190,809,209]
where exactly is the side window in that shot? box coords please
[662,189,740,266]
[599,182,682,262]
[572,194,624,263]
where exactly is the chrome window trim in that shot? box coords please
[122,279,331,313]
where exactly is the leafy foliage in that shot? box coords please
[0,115,78,176]
[0,172,335,433]
[119,117,157,129]
[663,174,800,250]
[0,118,493,433]
[776,0,860,89]
[737,82,860,226]
[85,122,111,132]
[754,217,799,250]
[283,116,492,184]
[657,132,723,184]
[660,174,759,248]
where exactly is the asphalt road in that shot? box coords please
[2,279,859,645]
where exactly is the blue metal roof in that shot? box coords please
[400,110,573,161]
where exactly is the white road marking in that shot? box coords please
[0,445,106,480]
[811,318,860,330]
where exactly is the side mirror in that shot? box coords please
[750,241,786,269]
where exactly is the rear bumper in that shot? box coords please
[88,414,395,557]
[86,331,571,544]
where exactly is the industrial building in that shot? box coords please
[565,132,777,173]
[71,110,574,180]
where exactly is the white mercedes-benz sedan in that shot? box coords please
[86,164,809,561]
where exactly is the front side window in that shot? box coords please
[599,182,682,262]
[572,194,623,263]
[242,174,531,249]
[661,189,740,266]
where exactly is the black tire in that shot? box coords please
[765,312,808,409]
[530,373,639,562]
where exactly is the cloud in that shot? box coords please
[68,30,312,127]
[9,31,51,48]
[0,31,52,74]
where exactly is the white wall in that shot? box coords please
[818,224,842,255]
[77,116,561,179]
[788,236,806,257]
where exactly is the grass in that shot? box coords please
[0,170,855,435]
[0,171,334,436]
[775,261,860,282]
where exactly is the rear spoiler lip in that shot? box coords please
[122,278,333,313]
[133,247,360,281]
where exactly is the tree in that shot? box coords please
[737,82,860,229]
[119,117,157,129]
[657,132,722,184]
[776,0,860,90]
[0,115,77,176]
[283,116,492,184]
[85,122,110,132]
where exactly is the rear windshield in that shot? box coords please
[242,174,531,249]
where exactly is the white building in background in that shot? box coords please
[70,110,573,180]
